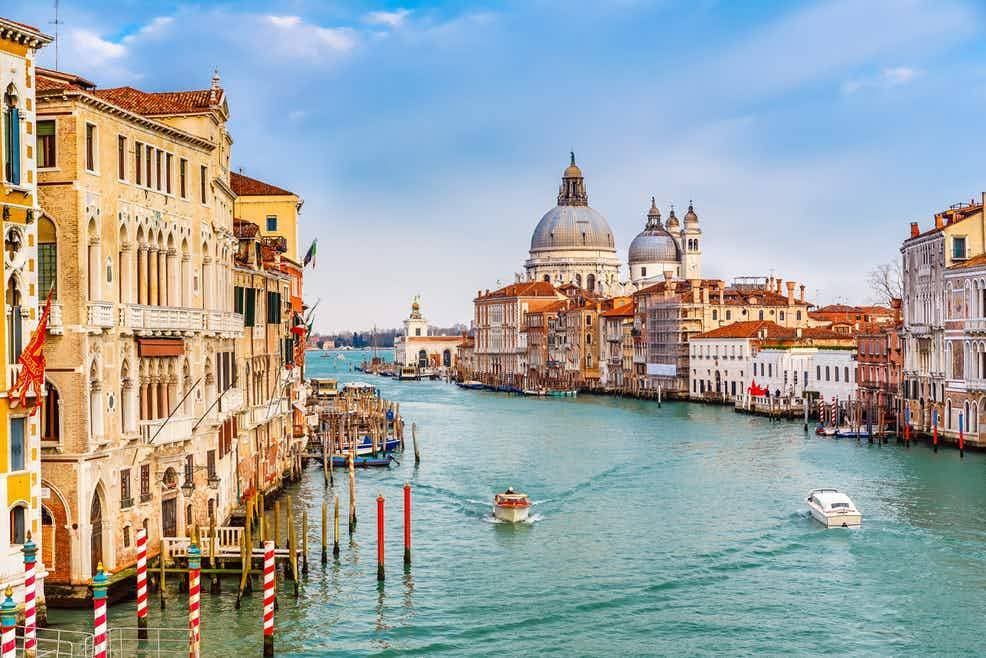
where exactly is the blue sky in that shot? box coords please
[15,0,986,331]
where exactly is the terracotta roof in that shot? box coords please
[694,321,847,341]
[948,253,986,270]
[478,281,559,300]
[93,86,218,116]
[231,171,295,197]
[36,67,96,92]
[907,202,983,241]
[600,302,635,318]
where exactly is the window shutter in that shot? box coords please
[245,289,255,327]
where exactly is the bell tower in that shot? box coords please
[680,202,702,279]
[403,296,429,338]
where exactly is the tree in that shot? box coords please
[868,261,902,306]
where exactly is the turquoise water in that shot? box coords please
[49,350,986,655]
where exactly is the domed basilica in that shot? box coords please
[523,154,702,293]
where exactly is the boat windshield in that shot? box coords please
[830,502,850,509]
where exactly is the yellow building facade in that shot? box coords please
[230,171,302,262]
[0,16,52,616]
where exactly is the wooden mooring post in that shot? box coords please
[321,500,328,565]
[333,495,341,559]
[348,456,357,535]
[412,422,420,465]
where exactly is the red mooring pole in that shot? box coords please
[377,494,385,581]
[403,483,411,567]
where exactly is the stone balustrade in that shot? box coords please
[139,415,195,445]
[87,301,115,329]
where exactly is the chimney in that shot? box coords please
[786,281,795,306]
[719,288,724,305]
[768,276,774,290]
[799,284,806,302]
[776,278,782,294]
[909,222,919,238]
[934,214,943,229]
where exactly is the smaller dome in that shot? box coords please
[666,207,680,231]
[411,301,419,311]
[684,202,698,225]
[628,199,680,265]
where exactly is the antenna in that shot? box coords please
[49,0,64,71]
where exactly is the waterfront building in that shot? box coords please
[628,198,702,286]
[856,301,902,431]
[901,195,985,433]
[232,218,300,500]
[0,16,51,612]
[35,67,243,600]
[472,281,565,387]
[689,321,854,402]
[600,300,635,391]
[809,304,896,334]
[231,171,308,464]
[523,299,568,388]
[393,297,464,369]
[454,334,475,381]
[230,171,303,262]
[524,154,622,296]
[634,276,812,397]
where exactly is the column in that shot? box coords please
[148,248,159,307]
[182,254,192,308]
[88,238,101,301]
[157,380,167,419]
[120,242,132,304]
[137,246,148,305]
[167,249,178,307]
[140,378,149,421]
[149,377,160,420]
[202,257,212,311]
[158,249,168,307]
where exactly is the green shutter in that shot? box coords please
[245,289,256,327]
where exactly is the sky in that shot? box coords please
[13,0,986,332]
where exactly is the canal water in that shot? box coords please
[49,350,986,655]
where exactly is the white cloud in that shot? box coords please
[263,15,359,57]
[267,15,302,29]
[842,66,921,94]
[68,28,126,64]
[363,9,412,29]
[121,16,174,44]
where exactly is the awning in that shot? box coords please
[137,337,185,357]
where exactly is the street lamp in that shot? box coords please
[207,474,220,490]
[180,479,194,498]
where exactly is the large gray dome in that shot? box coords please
[628,228,680,264]
[530,205,616,252]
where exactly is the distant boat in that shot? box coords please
[523,388,547,397]
[398,366,420,381]
[331,454,395,468]
[457,380,485,390]
[546,389,578,398]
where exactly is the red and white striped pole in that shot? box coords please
[262,540,275,657]
[136,528,148,640]
[22,531,38,657]
[0,587,15,658]
[93,563,109,658]
[188,541,202,658]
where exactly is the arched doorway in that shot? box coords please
[417,349,427,367]
[90,492,103,572]
[161,467,178,537]
[442,349,451,367]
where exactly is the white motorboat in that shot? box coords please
[493,488,531,523]
[806,489,861,528]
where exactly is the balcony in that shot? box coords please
[121,304,204,334]
[219,387,244,414]
[965,319,986,334]
[87,302,115,329]
[207,311,245,335]
[45,302,63,335]
[139,416,195,445]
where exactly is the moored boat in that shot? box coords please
[457,380,485,390]
[806,489,861,528]
[815,425,837,437]
[493,488,531,523]
[331,454,395,468]
[523,388,547,396]
[546,389,578,398]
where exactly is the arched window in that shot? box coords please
[712,310,717,321]
[6,276,23,363]
[442,349,451,367]
[9,505,26,545]
[3,84,20,185]
[43,380,61,442]
[39,217,57,299]
[586,274,596,292]
[543,274,550,282]
[417,349,427,367]
[585,333,592,345]
[575,273,582,288]
[758,310,764,321]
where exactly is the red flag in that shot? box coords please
[8,289,53,415]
